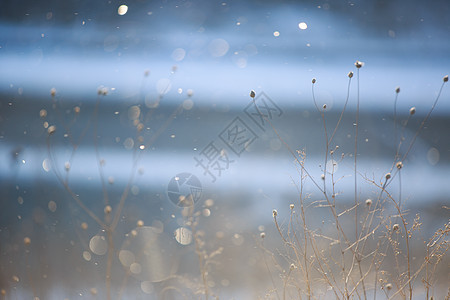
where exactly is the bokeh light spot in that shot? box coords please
[299,22,308,30]
[118,5,128,15]
[174,227,192,245]
[89,235,107,255]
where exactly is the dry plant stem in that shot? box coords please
[372,77,447,299]
[291,164,312,298]
[92,94,115,300]
[92,95,110,207]
[309,235,342,298]
[255,73,448,298]
[185,206,209,300]
[328,76,352,144]
[47,83,185,299]
[283,268,294,300]
[54,95,99,184]
[425,223,449,298]
[252,102,355,294]
[352,70,364,294]
[401,79,447,163]
[117,267,131,300]
[352,200,386,297]
[258,93,353,244]
[394,113,411,164]
[91,94,120,299]
[298,171,312,299]
[315,75,354,297]
[46,137,106,228]
[274,215,288,245]
[311,82,329,193]
[105,229,114,300]
[112,103,184,231]
[195,236,209,300]
[253,98,355,263]
[397,169,402,208]
[384,77,447,191]
[329,158,350,296]
[313,70,367,299]
[251,101,355,271]
[366,178,413,299]
[51,94,75,145]
[393,92,399,161]
[346,66,367,299]
[389,111,412,176]
[354,67,360,243]
[142,69,176,122]
[289,226,309,298]
[373,241,391,300]
[251,99,324,194]
[389,230,448,300]
[257,238,281,300]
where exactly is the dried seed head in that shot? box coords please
[104,205,112,214]
[409,107,416,115]
[396,161,403,169]
[290,204,294,210]
[39,109,47,118]
[250,90,256,99]
[348,71,353,78]
[98,86,108,95]
[395,87,400,93]
[50,88,56,97]
[23,237,31,245]
[386,283,393,290]
[392,224,399,231]
[385,172,391,180]
[260,232,266,239]
[272,209,278,217]
[312,78,316,84]
[137,220,144,227]
[365,199,372,206]
[47,125,56,135]
[354,60,364,68]
[444,75,448,82]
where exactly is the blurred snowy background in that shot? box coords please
[0,0,449,298]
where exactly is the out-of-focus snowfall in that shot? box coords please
[0,0,449,298]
